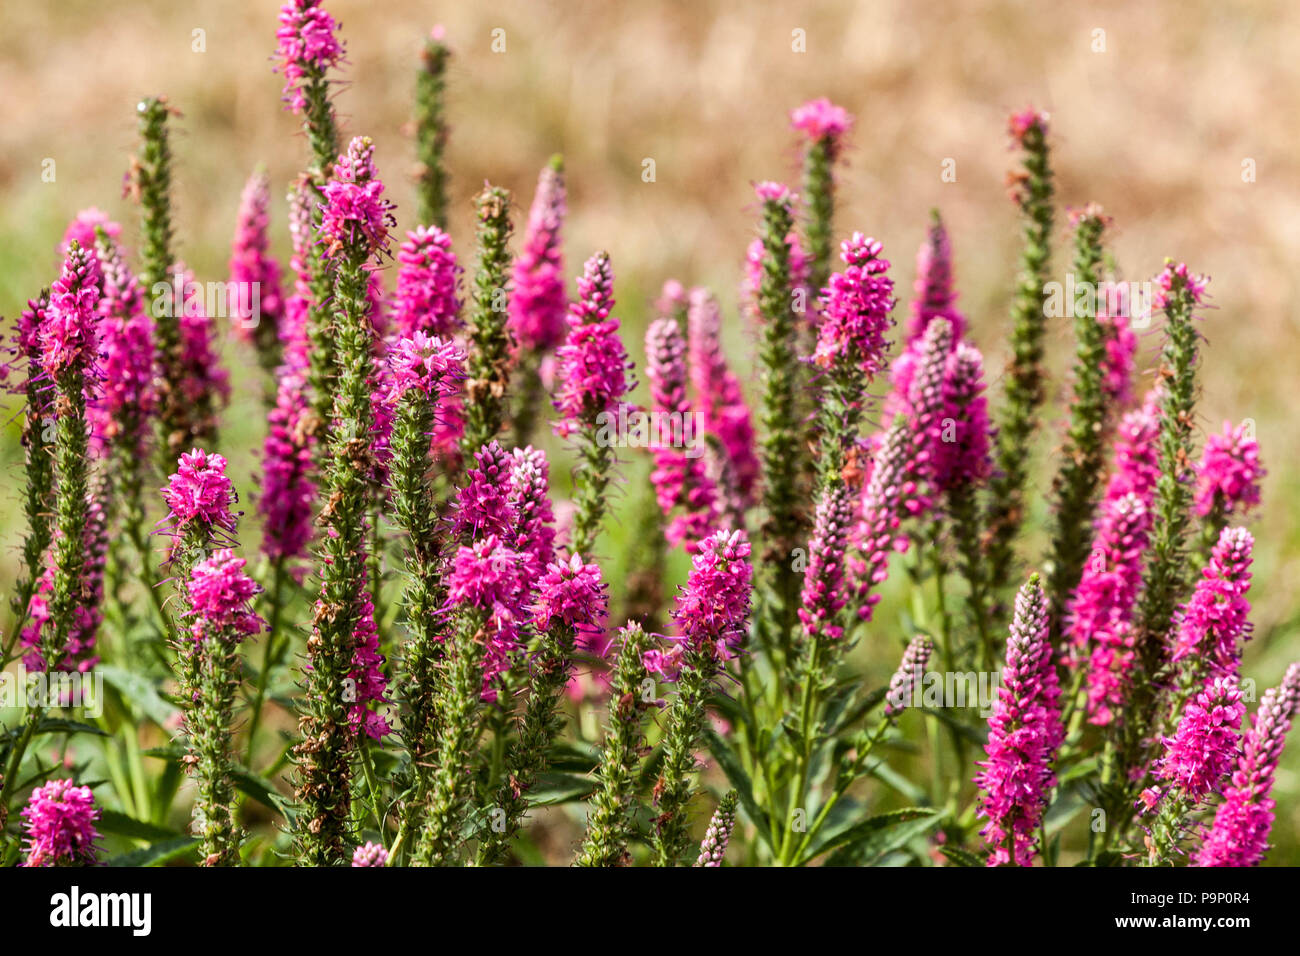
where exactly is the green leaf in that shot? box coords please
[30,718,108,739]
[819,807,941,866]
[528,771,594,806]
[97,809,179,842]
[230,767,293,819]
[99,665,179,728]
[939,845,985,867]
[864,761,927,804]
[106,835,197,867]
[918,708,988,746]
[545,740,601,774]
[703,727,772,850]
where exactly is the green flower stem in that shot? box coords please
[789,716,890,864]
[414,607,488,866]
[1046,210,1110,638]
[0,360,91,844]
[1121,270,1201,789]
[414,33,451,230]
[477,624,577,864]
[575,623,654,867]
[985,119,1054,608]
[6,291,54,656]
[652,647,718,867]
[461,185,514,458]
[571,420,615,558]
[292,236,377,866]
[185,628,244,865]
[755,192,805,653]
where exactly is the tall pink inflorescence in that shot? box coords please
[670,529,753,664]
[186,549,266,643]
[933,343,992,491]
[508,445,558,576]
[319,137,396,261]
[790,97,852,153]
[1196,663,1300,867]
[258,365,316,567]
[907,215,965,345]
[42,241,101,379]
[92,233,155,456]
[391,226,461,339]
[646,316,718,551]
[173,264,232,410]
[1159,676,1245,801]
[274,0,345,114]
[229,171,286,343]
[20,779,102,867]
[687,288,759,507]
[452,441,516,542]
[814,232,895,376]
[446,534,528,701]
[1169,527,1254,680]
[161,448,239,541]
[976,576,1062,867]
[349,567,391,738]
[533,551,608,646]
[1070,394,1161,725]
[552,252,632,438]
[798,483,854,642]
[1195,421,1264,519]
[509,161,568,353]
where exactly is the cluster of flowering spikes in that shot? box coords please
[229,168,286,367]
[20,779,102,867]
[975,575,1062,866]
[1196,663,1300,866]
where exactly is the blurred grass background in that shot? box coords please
[1,0,1298,862]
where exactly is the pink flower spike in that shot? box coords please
[1195,421,1264,519]
[275,0,345,114]
[186,549,265,642]
[671,529,753,659]
[61,208,120,257]
[20,779,102,867]
[385,332,465,403]
[318,137,396,261]
[1159,676,1244,801]
[392,225,462,339]
[42,241,101,378]
[509,161,568,353]
[161,448,238,535]
[813,232,895,376]
[790,98,852,151]
[352,842,389,867]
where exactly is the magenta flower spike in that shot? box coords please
[672,528,754,662]
[258,365,317,566]
[275,0,346,114]
[161,448,239,540]
[798,482,854,643]
[229,170,286,354]
[1196,663,1300,866]
[1195,421,1264,519]
[392,225,462,339]
[60,207,120,257]
[884,634,934,718]
[790,97,852,154]
[1158,676,1245,801]
[1169,527,1254,680]
[352,842,389,867]
[687,288,760,507]
[318,137,396,261]
[813,233,894,376]
[20,779,102,867]
[509,159,568,354]
[975,575,1062,866]
[646,316,719,551]
[552,251,631,439]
